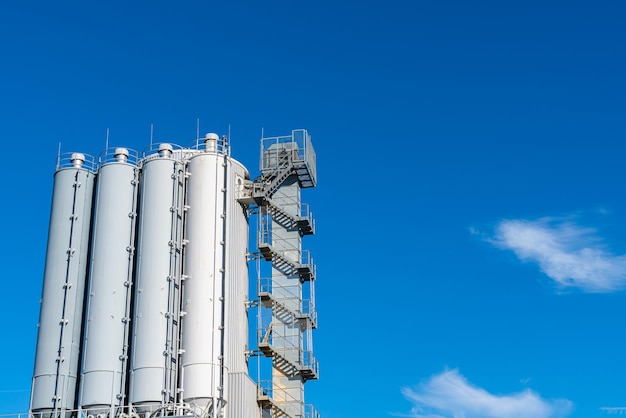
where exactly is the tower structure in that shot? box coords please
[247,130,318,418]
[28,129,318,418]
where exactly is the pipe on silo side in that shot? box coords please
[79,153,139,413]
[31,156,95,417]
[128,149,184,410]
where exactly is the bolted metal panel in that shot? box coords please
[79,158,139,412]
[31,164,95,416]
[129,152,184,409]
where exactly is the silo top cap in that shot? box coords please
[204,133,219,141]
[70,153,86,163]
[158,143,173,152]
[114,148,129,157]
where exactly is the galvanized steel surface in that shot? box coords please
[180,152,226,412]
[79,161,138,411]
[31,167,95,415]
[28,131,314,418]
[129,154,183,409]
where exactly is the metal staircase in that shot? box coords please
[260,198,315,236]
[257,324,318,382]
[249,130,319,417]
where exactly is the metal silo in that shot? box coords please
[128,144,185,411]
[180,134,242,417]
[79,148,139,414]
[31,153,96,418]
[27,127,318,418]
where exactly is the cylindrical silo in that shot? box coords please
[180,135,231,416]
[129,144,184,411]
[79,148,139,414]
[31,153,96,417]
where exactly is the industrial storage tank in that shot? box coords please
[179,134,251,417]
[128,143,185,411]
[79,148,140,413]
[31,153,96,417]
[27,128,318,418]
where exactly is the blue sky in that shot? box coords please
[1,1,625,417]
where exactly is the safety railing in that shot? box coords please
[258,326,300,350]
[257,218,272,248]
[17,402,196,418]
[298,250,317,281]
[98,147,140,167]
[299,299,317,328]
[188,134,230,156]
[257,280,317,326]
[303,404,320,418]
[0,414,31,418]
[257,380,300,405]
[56,152,98,172]
[301,350,319,377]
[140,142,186,163]
[258,279,299,299]
[260,129,316,187]
[299,203,315,225]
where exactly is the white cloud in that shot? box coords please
[491,217,626,293]
[401,369,572,418]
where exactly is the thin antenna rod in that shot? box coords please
[105,128,110,150]
[196,118,200,139]
[57,142,61,170]
[150,123,154,149]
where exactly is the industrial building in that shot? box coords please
[28,130,318,418]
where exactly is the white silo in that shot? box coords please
[79,148,140,413]
[128,143,185,411]
[179,134,252,417]
[31,153,96,418]
[27,128,318,418]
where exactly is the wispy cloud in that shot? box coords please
[400,369,572,418]
[489,217,626,293]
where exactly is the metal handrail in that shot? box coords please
[304,404,320,418]
[299,299,317,326]
[300,250,316,277]
[19,402,195,418]
[56,152,98,172]
[98,147,140,167]
[260,129,316,186]
[257,280,317,326]
[257,380,300,404]
[301,350,319,376]
[141,142,185,160]
[298,203,314,223]
[188,135,230,156]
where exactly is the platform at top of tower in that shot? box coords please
[260,129,317,188]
